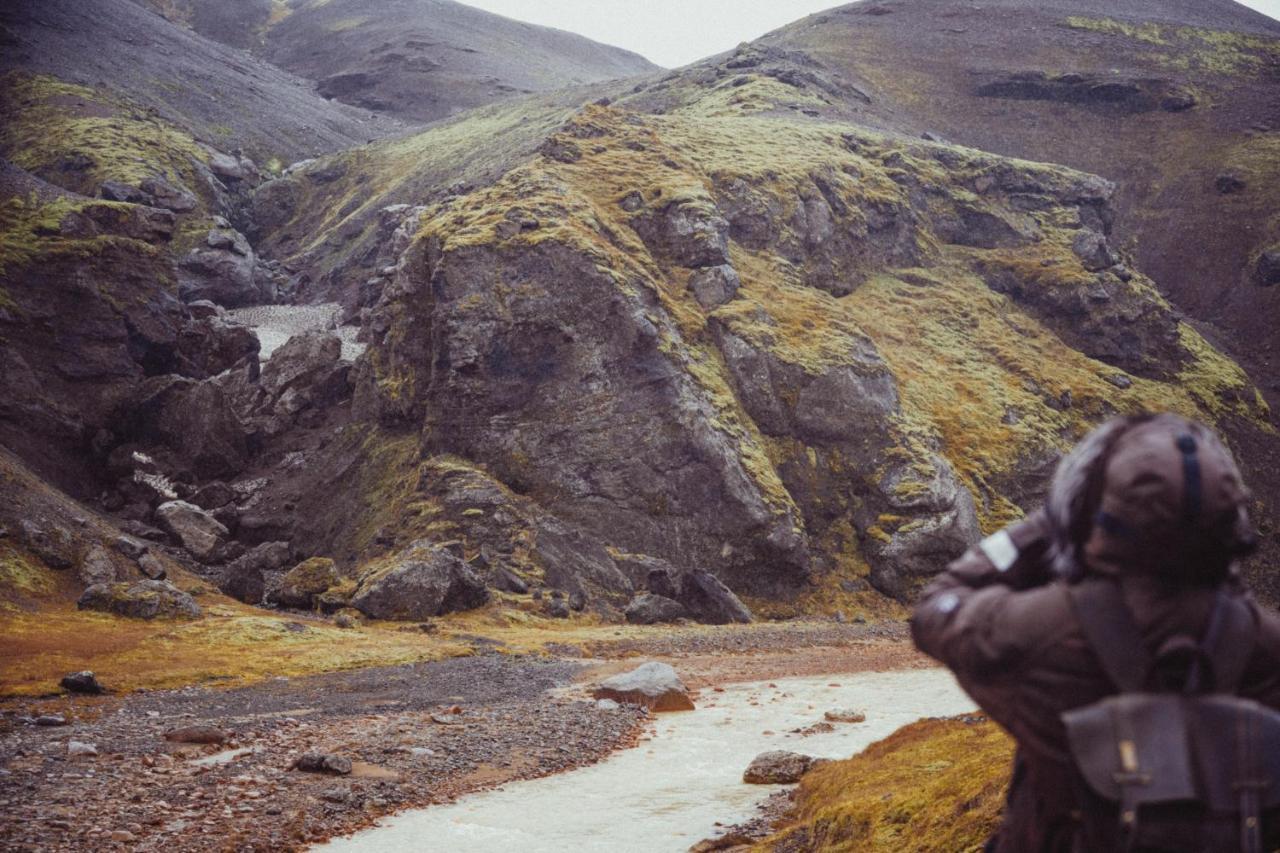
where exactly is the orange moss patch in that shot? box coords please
[761,717,1013,852]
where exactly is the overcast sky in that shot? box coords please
[462,0,1280,68]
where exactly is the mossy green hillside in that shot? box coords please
[0,72,210,206]
[1064,16,1280,76]
[0,193,165,279]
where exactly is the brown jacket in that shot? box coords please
[911,509,1280,852]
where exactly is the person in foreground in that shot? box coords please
[912,413,1280,852]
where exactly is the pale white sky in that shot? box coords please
[462,0,1280,68]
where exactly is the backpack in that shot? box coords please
[1061,578,1280,853]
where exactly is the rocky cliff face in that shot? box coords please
[335,92,1268,606]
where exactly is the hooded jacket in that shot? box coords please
[912,423,1280,853]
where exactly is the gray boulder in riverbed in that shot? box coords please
[743,750,825,784]
[591,662,695,712]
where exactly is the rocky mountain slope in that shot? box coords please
[757,0,1280,398]
[1,0,1276,639]
[0,0,403,163]
[130,0,659,123]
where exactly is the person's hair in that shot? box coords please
[1045,413,1256,583]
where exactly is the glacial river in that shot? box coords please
[319,668,974,853]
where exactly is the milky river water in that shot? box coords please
[319,668,975,853]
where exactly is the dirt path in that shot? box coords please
[0,624,923,852]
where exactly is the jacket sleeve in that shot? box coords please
[1248,602,1280,712]
[911,508,1054,684]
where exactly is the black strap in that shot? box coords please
[1176,434,1202,521]
[1069,579,1152,693]
[1201,591,1257,694]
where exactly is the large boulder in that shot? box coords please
[591,662,695,712]
[271,557,339,610]
[177,227,270,307]
[155,501,229,562]
[646,565,753,625]
[624,593,687,625]
[221,540,292,603]
[176,308,260,379]
[258,331,348,414]
[78,580,202,620]
[350,542,489,621]
[110,376,249,481]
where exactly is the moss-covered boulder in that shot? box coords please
[77,580,202,620]
[351,541,489,621]
[273,557,339,610]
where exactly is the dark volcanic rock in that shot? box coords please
[178,227,269,308]
[110,376,249,481]
[155,500,230,562]
[16,520,76,570]
[351,542,489,621]
[60,671,105,695]
[221,541,292,604]
[77,580,202,619]
[624,593,687,625]
[293,753,352,775]
[1257,248,1280,288]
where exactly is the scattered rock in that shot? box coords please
[77,544,120,587]
[77,580,202,620]
[164,725,228,744]
[743,750,822,784]
[137,551,168,580]
[67,741,99,757]
[16,520,75,570]
[624,593,687,625]
[543,598,571,619]
[111,536,148,560]
[491,566,529,594]
[293,753,352,775]
[1256,248,1280,288]
[643,564,753,625]
[60,671,105,695]
[592,662,695,712]
[35,714,68,727]
[1071,229,1116,272]
[155,501,230,562]
[1215,173,1246,194]
[595,699,621,711]
[333,610,360,629]
[688,264,741,310]
[824,709,867,723]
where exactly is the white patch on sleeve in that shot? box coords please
[936,592,960,615]
[978,529,1019,573]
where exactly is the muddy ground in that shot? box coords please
[0,623,918,852]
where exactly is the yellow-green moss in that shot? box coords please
[0,194,162,277]
[761,718,1013,852]
[0,71,208,201]
[1065,17,1280,76]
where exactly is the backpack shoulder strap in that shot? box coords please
[1067,578,1151,693]
[1198,590,1257,694]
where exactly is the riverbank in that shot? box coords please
[0,623,922,851]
